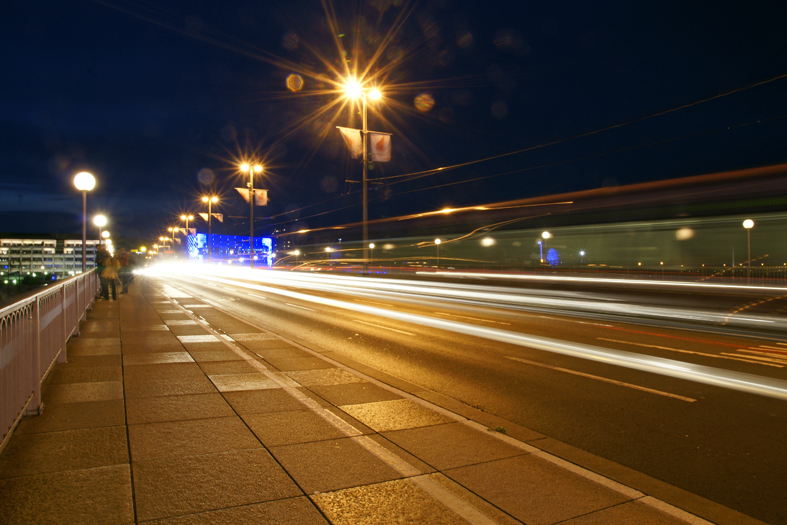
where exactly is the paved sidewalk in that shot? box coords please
[0,280,767,524]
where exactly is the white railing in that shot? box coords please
[0,271,98,453]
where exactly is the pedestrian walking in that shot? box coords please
[100,253,120,300]
[118,248,134,293]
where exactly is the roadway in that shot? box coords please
[152,267,787,525]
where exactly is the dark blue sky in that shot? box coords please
[2,0,787,244]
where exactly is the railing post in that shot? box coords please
[27,298,42,416]
[59,286,68,364]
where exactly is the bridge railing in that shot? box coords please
[1,271,98,453]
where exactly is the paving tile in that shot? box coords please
[124,375,217,398]
[310,382,403,405]
[0,464,133,525]
[239,339,302,351]
[223,388,312,415]
[121,341,188,354]
[168,325,213,337]
[129,416,261,461]
[285,368,366,387]
[126,393,234,424]
[133,449,302,522]
[230,332,277,341]
[46,365,122,384]
[189,347,245,362]
[43,381,124,403]
[178,334,221,343]
[67,339,122,356]
[199,359,259,375]
[164,319,199,326]
[312,478,469,525]
[445,455,631,525]
[142,497,329,525]
[209,373,279,392]
[561,500,690,525]
[383,423,526,470]
[62,355,122,367]
[244,410,347,446]
[250,347,314,360]
[0,426,128,478]
[121,324,170,331]
[265,356,336,371]
[340,399,455,432]
[270,438,402,494]
[123,352,194,365]
[16,399,125,434]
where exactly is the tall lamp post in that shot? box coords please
[369,243,375,267]
[240,163,263,269]
[202,196,218,261]
[541,231,551,264]
[344,81,382,274]
[94,215,107,246]
[435,238,441,268]
[743,219,754,282]
[73,172,96,273]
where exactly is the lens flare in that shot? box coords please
[414,93,435,112]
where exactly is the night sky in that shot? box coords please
[2,0,787,245]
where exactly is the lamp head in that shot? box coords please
[743,219,754,229]
[240,163,250,172]
[74,172,96,191]
[344,79,362,99]
[93,215,107,227]
[254,164,263,173]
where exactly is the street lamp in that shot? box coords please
[73,172,96,273]
[369,243,375,267]
[180,214,194,234]
[743,219,754,281]
[201,196,219,261]
[240,163,263,268]
[435,238,441,268]
[102,231,110,243]
[94,215,107,246]
[344,79,382,274]
[541,231,551,264]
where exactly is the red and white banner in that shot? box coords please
[369,132,392,162]
[198,213,223,222]
[235,188,269,206]
[337,126,362,158]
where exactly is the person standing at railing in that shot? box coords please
[100,254,120,300]
[96,246,110,300]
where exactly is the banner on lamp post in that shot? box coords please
[235,188,269,206]
[337,126,362,158]
[369,132,392,162]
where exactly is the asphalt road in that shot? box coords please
[154,269,787,524]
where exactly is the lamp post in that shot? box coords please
[202,196,218,261]
[240,163,263,268]
[369,243,375,267]
[180,214,193,234]
[73,172,96,273]
[541,231,551,264]
[94,215,107,246]
[435,238,441,268]
[344,80,382,274]
[743,219,754,282]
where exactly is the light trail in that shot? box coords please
[151,263,787,401]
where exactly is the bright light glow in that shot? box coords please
[369,243,375,249]
[434,238,441,245]
[344,79,362,98]
[542,231,551,239]
[240,163,250,172]
[369,88,382,100]
[73,172,95,191]
[94,215,107,227]
[440,208,455,214]
[254,165,263,173]
[743,219,754,229]
[140,246,147,252]
[325,247,332,253]
[580,251,586,256]
[481,237,495,247]
[292,250,300,256]
[102,231,110,239]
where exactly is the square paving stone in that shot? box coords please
[121,341,188,354]
[0,426,128,478]
[168,325,213,337]
[124,375,217,399]
[189,347,245,362]
[67,339,122,356]
[123,352,194,365]
[313,478,470,525]
[46,365,122,384]
[209,373,279,392]
[60,355,121,367]
[123,362,205,381]
[561,499,691,525]
[310,382,403,406]
[445,455,631,525]
[230,332,277,341]
[43,381,124,404]
[285,368,366,387]
[133,449,302,522]
[265,357,335,371]
[244,410,347,446]
[199,360,259,375]
[164,319,199,326]
[241,339,303,351]
[340,399,455,432]
[141,497,329,525]
[223,388,312,415]
[270,438,402,494]
[129,416,261,461]
[126,393,234,424]
[16,399,125,434]
[121,324,170,331]
[382,423,526,470]
[178,334,221,343]
[0,465,133,525]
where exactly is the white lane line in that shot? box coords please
[248,293,267,299]
[506,356,696,402]
[597,338,781,367]
[577,321,613,327]
[223,287,235,291]
[751,345,787,355]
[354,299,395,308]
[541,315,611,328]
[286,303,315,311]
[433,311,511,326]
[353,320,415,336]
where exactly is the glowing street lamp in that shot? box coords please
[201,196,219,261]
[435,238,441,268]
[540,231,551,264]
[102,231,110,242]
[369,243,375,266]
[73,172,96,273]
[94,214,107,246]
[344,78,383,274]
[743,219,754,281]
[240,162,263,268]
[180,214,194,234]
